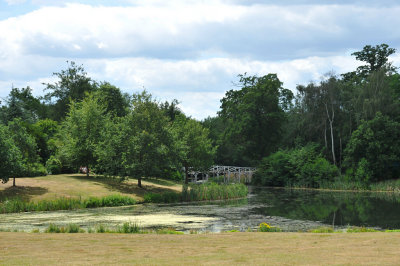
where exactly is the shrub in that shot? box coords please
[254,144,339,188]
[258,222,282,232]
[46,156,62,175]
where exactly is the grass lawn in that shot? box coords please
[0,174,182,203]
[0,232,399,265]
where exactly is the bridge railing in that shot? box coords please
[187,165,256,184]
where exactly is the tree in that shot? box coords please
[344,113,400,183]
[0,124,24,185]
[218,73,293,165]
[7,119,39,185]
[160,99,182,121]
[0,87,44,124]
[342,44,396,82]
[95,82,130,117]
[44,61,96,121]
[172,115,216,184]
[60,94,107,176]
[119,91,173,187]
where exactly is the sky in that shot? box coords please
[1,0,400,120]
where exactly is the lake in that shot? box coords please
[1,187,400,232]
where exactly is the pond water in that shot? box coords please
[1,187,400,232]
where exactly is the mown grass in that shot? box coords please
[0,194,136,213]
[0,174,182,203]
[1,232,399,265]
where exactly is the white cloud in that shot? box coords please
[1,1,400,119]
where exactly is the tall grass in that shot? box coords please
[182,183,248,202]
[0,194,136,214]
[144,183,248,203]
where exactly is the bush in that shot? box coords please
[46,156,62,175]
[254,144,339,188]
[258,223,282,232]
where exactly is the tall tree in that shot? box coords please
[219,73,293,165]
[120,91,173,187]
[7,118,39,185]
[60,94,107,176]
[172,115,216,184]
[95,82,130,117]
[0,87,44,124]
[0,124,24,185]
[44,61,96,121]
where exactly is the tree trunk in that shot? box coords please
[138,177,142,188]
[325,104,336,166]
[86,165,89,177]
[13,177,16,187]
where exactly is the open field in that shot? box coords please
[0,232,399,265]
[0,174,182,203]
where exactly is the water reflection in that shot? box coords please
[1,187,400,232]
[249,187,400,229]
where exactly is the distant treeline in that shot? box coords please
[1,44,400,188]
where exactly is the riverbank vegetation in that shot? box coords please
[1,43,400,192]
[144,183,248,203]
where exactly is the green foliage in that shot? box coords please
[45,223,62,233]
[45,223,84,233]
[218,73,293,165]
[44,61,96,121]
[60,94,108,175]
[143,183,248,203]
[309,227,334,233]
[346,227,378,233]
[117,222,141,234]
[254,144,339,188]
[181,183,248,202]
[172,115,216,184]
[0,124,24,184]
[143,191,181,203]
[95,82,130,117]
[344,113,400,183]
[258,223,282,232]
[0,195,136,213]
[84,194,136,208]
[46,155,62,175]
[119,91,175,187]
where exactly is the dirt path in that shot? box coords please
[1,232,399,265]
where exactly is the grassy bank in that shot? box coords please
[0,232,399,265]
[0,174,182,203]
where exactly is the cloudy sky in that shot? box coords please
[1,0,400,119]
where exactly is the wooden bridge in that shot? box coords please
[188,165,256,184]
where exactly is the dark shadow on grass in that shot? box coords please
[66,175,180,198]
[0,186,48,202]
